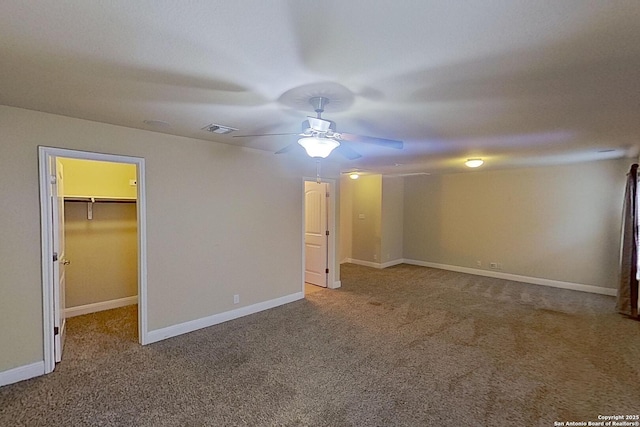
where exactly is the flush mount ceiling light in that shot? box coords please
[143,119,171,129]
[297,136,340,158]
[349,172,360,180]
[465,158,484,168]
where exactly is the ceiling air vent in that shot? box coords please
[202,123,238,134]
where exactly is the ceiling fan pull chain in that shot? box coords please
[316,159,321,184]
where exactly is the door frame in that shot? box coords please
[38,147,149,374]
[302,177,338,292]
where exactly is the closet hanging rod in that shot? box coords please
[64,197,136,203]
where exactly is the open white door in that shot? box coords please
[304,181,328,287]
[51,157,67,362]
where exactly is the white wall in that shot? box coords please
[403,159,629,289]
[0,105,337,374]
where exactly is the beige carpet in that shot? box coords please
[1,263,639,426]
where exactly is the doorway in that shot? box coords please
[38,147,148,374]
[303,178,337,294]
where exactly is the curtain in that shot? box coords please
[617,163,639,318]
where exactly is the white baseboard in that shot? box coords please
[403,259,617,296]
[332,280,342,289]
[0,361,45,387]
[380,259,405,269]
[344,258,379,268]
[146,291,304,345]
[65,295,138,318]
[346,258,404,269]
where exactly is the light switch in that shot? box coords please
[358,213,365,219]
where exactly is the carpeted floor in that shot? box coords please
[1,263,639,426]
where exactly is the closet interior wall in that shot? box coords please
[60,158,138,315]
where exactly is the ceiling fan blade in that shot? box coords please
[233,132,300,138]
[339,133,403,149]
[335,144,362,160]
[274,143,296,154]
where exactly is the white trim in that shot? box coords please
[380,259,404,269]
[403,259,617,296]
[38,149,55,374]
[38,147,149,375]
[0,362,45,387]
[136,159,149,345]
[65,296,138,318]
[342,258,616,296]
[332,280,342,289]
[146,292,304,344]
[345,258,381,269]
[344,258,403,269]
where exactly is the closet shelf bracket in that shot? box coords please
[87,197,94,220]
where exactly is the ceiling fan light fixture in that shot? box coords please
[297,137,340,158]
[465,158,484,168]
[307,117,332,132]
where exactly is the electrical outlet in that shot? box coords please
[233,294,239,304]
[490,262,498,269]
[373,254,377,261]
[476,260,482,267]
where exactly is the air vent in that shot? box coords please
[202,123,238,134]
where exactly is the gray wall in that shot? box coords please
[403,159,629,288]
[351,175,382,263]
[381,176,404,264]
[339,175,353,262]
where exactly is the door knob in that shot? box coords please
[61,259,71,265]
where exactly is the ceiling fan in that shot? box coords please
[233,97,403,159]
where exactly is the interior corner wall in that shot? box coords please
[403,159,629,289]
[347,174,404,265]
[0,105,314,374]
[381,176,404,263]
[339,175,353,262]
[351,175,382,263]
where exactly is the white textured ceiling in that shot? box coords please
[1,1,639,174]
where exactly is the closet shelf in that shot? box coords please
[65,196,136,203]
